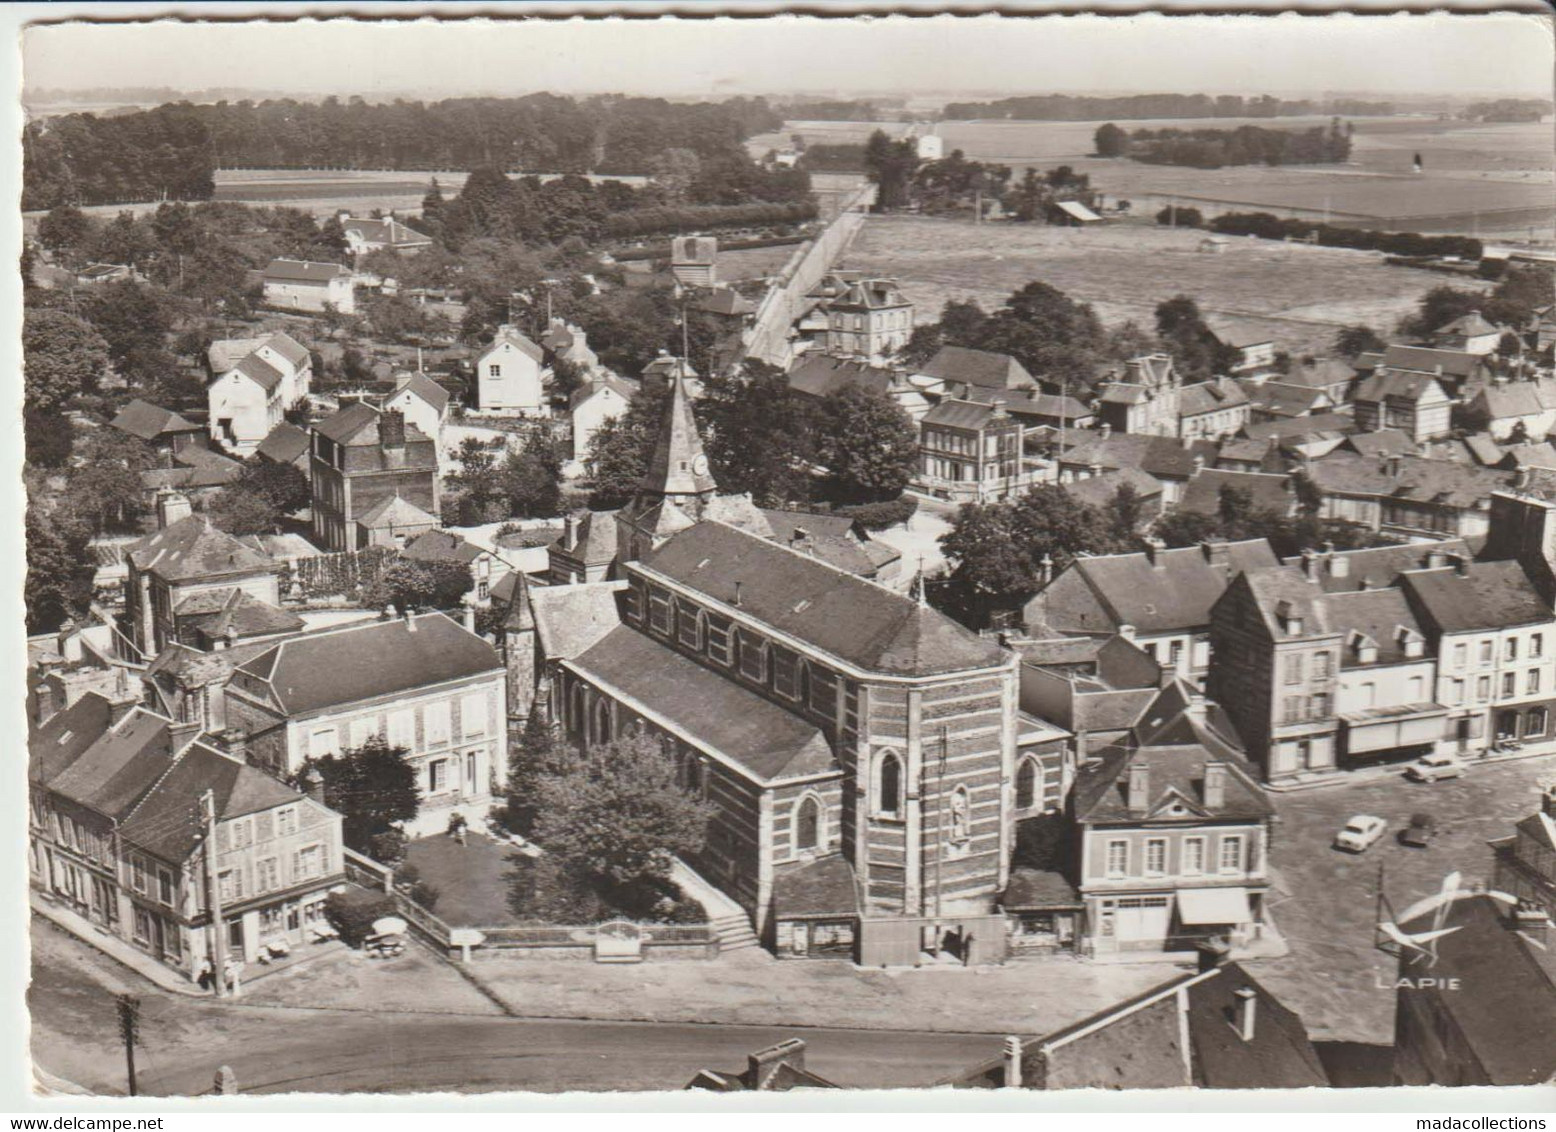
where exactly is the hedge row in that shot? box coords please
[604,200,818,240]
[1206,211,1483,259]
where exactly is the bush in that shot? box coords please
[1155,205,1204,228]
[394,862,441,912]
[369,828,408,866]
[324,888,397,948]
[1208,210,1482,259]
[837,496,918,531]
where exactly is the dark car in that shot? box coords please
[1399,812,1438,848]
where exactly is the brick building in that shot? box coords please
[309,403,439,551]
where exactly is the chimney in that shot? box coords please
[1426,547,1448,570]
[1186,689,1208,721]
[564,513,581,549]
[214,728,248,763]
[791,526,810,547]
[168,718,202,750]
[1200,540,1231,569]
[1300,549,1317,579]
[1098,422,1112,440]
[745,1039,807,1091]
[156,488,193,530]
[1038,553,1055,586]
[1192,454,1205,473]
[220,624,239,651]
[1126,761,1150,813]
[733,581,743,608]
[56,618,82,664]
[1197,936,1231,972]
[1118,623,1136,641]
[107,668,140,725]
[1144,537,1167,569]
[1234,987,1258,1042]
[991,398,1008,420]
[462,599,476,635]
[1003,1036,1024,1089]
[1182,434,1195,450]
[303,766,326,805]
[1203,761,1227,809]
[1328,553,1351,579]
[380,409,406,450]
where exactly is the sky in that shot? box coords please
[20,9,1556,102]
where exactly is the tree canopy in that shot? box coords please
[298,737,421,855]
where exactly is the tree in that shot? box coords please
[587,380,672,509]
[25,409,75,468]
[204,487,284,536]
[1154,294,1239,380]
[502,431,565,519]
[1093,123,1129,158]
[66,425,154,533]
[298,738,420,854]
[532,726,713,891]
[504,710,571,838]
[420,178,445,223]
[239,458,311,515]
[863,129,919,211]
[1333,324,1385,358]
[23,309,110,412]
[83,280,174,375]
[646,147,702,202]
[1403,286,1482,339]
[698,362,816,507]
[37,205,95,262]
[1105,482,1148,543]
[26,506,95,634]
[365,559,473,614]
[449,437,504,513]
[817,384,919,504]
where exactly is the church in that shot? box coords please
[516,374,1037,962]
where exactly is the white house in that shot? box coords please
[205,333,313,457]
[474,325,547,415]
[338,214,433,258]
[261,259,355,315]
[384,371,452,459]
[569,375,638,472]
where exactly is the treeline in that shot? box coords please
[603,201,817,240]
[1465,99,1551,122]
[24,92,784,210]
[1100,120,1352,168]
[943,93,1350,121]
[782,100,878,121]
[1204,211,1482,259]
[797,143,868,172]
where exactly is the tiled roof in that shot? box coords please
[640,521,1011,677]
[916,346,1037,391]
[1060,434,1220,480]
[771,854,860,918]
[570,624,839,783]
[127,516,274,582]
[1240,412,1356,443]
[1047,540,1279,635]
[1185,963,1329,1089]
[32,706,177,822]
[120,742,302,861]
[174,587,305,641]
[1378,344,1486,380]
[1278,539,1471,594]
[1435,310,1501,337]
[391,370,452,414]
[1303,450,1512,507]
[1240,379,1329,417]
[110,399,199,441]
[1013,636,1106,668]
[922,398,1001,430]
[831,278,910,311]
[1055,200,1103,223]
[235,613,501,716]
[550,510,620,566]
[1355,371,1448,404]
[1073,742,1272,824]
[1401,559,1551,634]
[1470,378,1556,420]
[1065,467,1164,508]
[528,581,624,661]
[402,528,485,566]
[1324,588,1425,667]
[788,354,897,399]
[483,326,544,364]
[1282,357,1357,391]
[234,352,285,394]
[262,258,351,284]
[1208,320,1273,349]
[693,288,756,317]
[262,332,311,370]
[313,401,380,444]
[146,638,282,690]
[29,692,116,784]
[1344,430,1417,459]
[1179,469,1293,517]
[1178,378,1249,418]
[642,374,717,497]
[256,422,310,465]
[207,337,267,374]
[356,493,437,530]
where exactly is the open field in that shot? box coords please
[841,215,1485,357]
[753,116,1553,239]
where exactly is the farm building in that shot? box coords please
[261,259,355,314]
[1053,201,1103,226]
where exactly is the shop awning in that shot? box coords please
[1177,887,1252,926]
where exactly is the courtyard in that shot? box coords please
[401,830,532,928]
[1247,751,1556,1047]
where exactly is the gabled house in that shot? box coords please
[1300,450,1512,540]
[540,318,601,374]
[383,370,451,458]
[1240,379,1335,424]
[787,355,930,421]
[1460,376,1556,442]
[474,325,547,415]
[909,346,1039,397]
[1058,431,1219,506]
[254,422,311,474]
[1207,322,1277,375]
[110,400,206,461]
[261,259,354,314]
[1353,371,1451,442]
[569,375,637,467]
[1432,309,1505,355]
[823,278,913,361]
[309,404,439,552]
[1280,356,1360,403]
[1177,469,1295,520]
[1356,344,1492,396]
[206,332,313,457]
[1095,355,1181,437]
[339,213,433,257]
[916,398,1032,503]
[1177,378,1251,441]
[401,528,510,605]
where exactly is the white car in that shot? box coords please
[1334,815,1387,853]
[1404,752,1467,783]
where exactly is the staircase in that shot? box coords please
[670,858,765,956]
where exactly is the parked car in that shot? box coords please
[1400,813,1438,848]
[1335,814,1388,852]
[1404,751,1467,783]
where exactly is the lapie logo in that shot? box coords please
[1377,872,1516,975]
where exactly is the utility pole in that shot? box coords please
[201,789,227,999]
[934,724,948,924]
[116,994,140,1096]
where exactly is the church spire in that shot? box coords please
[639,369,717,503]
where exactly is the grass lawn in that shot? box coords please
[843,214,1483,358]
[401,832,527,928]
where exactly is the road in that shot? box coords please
[30,918,998,1095]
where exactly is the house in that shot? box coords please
[1177,469,1295,520]
[787,354,930,421]
[1432,309,1505,355]
[383,370,452,458]
[1094,355,1181,437]
[1240,379,1336,423]
[110,400,206,461]
[1017,632,1164,759]
[401,528,509,606]
[28,693,345,979]
[206,333,313,457]
[569,375,637,467]
[915,398,1032,503]
[1300,450,1512,540]
[309,404,440,552]
[1177,378,1251,441]
[670,235,717,288]
[823,277,914,361]
[261,259,354,315]
[1356,344,1492,396]
[1063,466,1164,522]
[525,375,1023,961]
[120,491,290,662]
[1208,322,1277,375]
[74,262,139,286]
[1071,684,1278,958]
[254,422,312,474]
[473,325,547,415]
[540,318,601,374]
[690,286,756,325]
[1353,371,1451,442]
[1492,785,1556,923]
[1053,200,1103,226]
[1276,539,1470,593]
[547,511,620,585]
[1057,430,1220,505]
[223,611,508,838]
[758,509,904,589]
[910,346,1039,397]
[1389,889,1556,1086]
[687,1039,839,1091]
[138,449,246,508]
[1022,539,1279,686]
[354,493,439,551]
[954,960,1327,1089]
[338,213,433,257]
[1460,377,1556,442]
[1282,356,1360,403]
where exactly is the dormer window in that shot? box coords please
[1350,632,1378,665]
[1398,627,1425,659]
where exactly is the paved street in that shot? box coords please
[29,918,1005,1095]
[1246,753,1556,1047]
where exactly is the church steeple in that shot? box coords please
[639,370,717,505]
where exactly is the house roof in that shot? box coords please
[1065,466,1165,508]
[1240,379,1329,417]
[262,258,351,284]
[1239,412,1357,443]
[1324,588,1426,667]
[1178,378,1250,418]
[528,581,625,661]
[31,704,178,822]
[402,528,485,566]
[1278,539,1471,593]
[569,375,638,411]
[1055,200,1102,223]
[1208,320,1274,350]
[119,742,302,861]
[570,624,839,784]
[1282,357,1357,390]
[29,691,119,785]
[1355,371,1448,405]
[1471,378,1556,421]
[127,515,274,583]
[1344,430,1417,459]
[1179,469,1293,517]
[1302,450,1513,507]
[233,352,285,394]
[207,337,268,374]
[174,587,305,642]
[831,278,910,311]
[693,288,756,317]
[1435,310,1502,337]
[916,346,1038,392]
[356,493,438,531]
[551,510,620,567]
[771,854,860,918]
[483,326,545,364]
[922,398,1005,431]
[146,637,284,691]
[1013,636,1106,669]
[1377,344,1486,380]
[1073,742,1272,824]
[1184,963,1330,1089]
[235,613,501,716]
[1401,559,1551,634]
[1059,434,1220,481]
[256,422,311,465]
[342,216,432,248]
[640,521,1011,678]
[1395,894,1556,1085]
[110,399,199,441]
[312,401,381,444]
[788,354,898,400]
[261,332,311,370]
[391,370,452,415]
